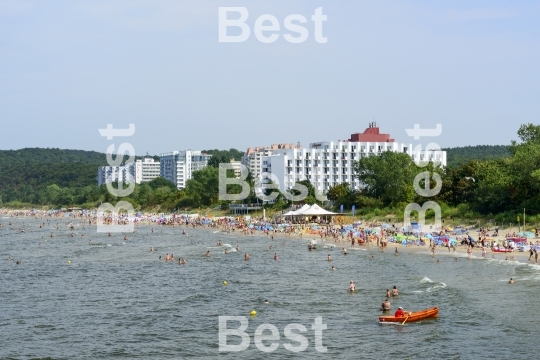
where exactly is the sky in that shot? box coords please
[1,0,539,155]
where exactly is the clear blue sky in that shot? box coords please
[1,0,539,154]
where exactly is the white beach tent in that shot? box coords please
[300,204,337,216]
[291,204,311,215]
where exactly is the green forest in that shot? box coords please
[443,145,510,167]
[0,129,535,223]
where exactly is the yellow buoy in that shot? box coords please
[67,260,71,265]
[223,281,228,285]
[250,310,257,316]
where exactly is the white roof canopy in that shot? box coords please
[297,204,337,216]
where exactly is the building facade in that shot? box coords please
[241,143,301,179]
[160,150,212,189]
[97,162,136,187]
[135,157,161,183]
[261,123,446,193]
[229,159,242,178]
[98,157,161,186]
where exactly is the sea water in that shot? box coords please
[0,218,538,359]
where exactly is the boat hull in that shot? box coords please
[379,307,439,323]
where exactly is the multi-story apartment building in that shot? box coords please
[97,157,161,186]
[97,162,136,187]
[159,150,212,189]
[134,157,161,183]
[261,123,446,193]
[241,143,301,179]
[229,159,242,178]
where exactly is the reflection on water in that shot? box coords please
[1,217,539,359]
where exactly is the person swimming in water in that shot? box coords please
[274,253,278,261]
[509,278,515,284]
[205,250,210,257]
[327,254,332,261]
[224,248,229,254]
[264,299,269,304]
[331,266,336,271]
[342,248,348,255]
[349,280,355,291]
[217,240,222,246]
[386,289,391,298]
[381,298,391,311]
[244,252,250,260]
[391,286,398,296]
[236,245,240,251]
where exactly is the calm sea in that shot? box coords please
[1,217,539,359]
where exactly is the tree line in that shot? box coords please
[1,130,535,224]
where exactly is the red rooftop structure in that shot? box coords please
[349,122,394,142]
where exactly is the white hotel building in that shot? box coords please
[97,162,136,187]
[261,123,446,193]
[160,150,212,189]
[241,143,300,180]
[97,157,161,186]
[134,157,161,183]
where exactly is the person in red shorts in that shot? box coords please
[394,306,405,317]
